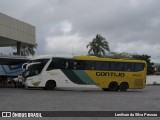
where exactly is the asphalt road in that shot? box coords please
[0,86,160,119]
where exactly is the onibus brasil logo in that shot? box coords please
[1,112,42,118]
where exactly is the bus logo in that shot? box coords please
[2,112,11,117]
[96,72,125,77]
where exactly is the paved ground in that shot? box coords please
[0,86,160,119]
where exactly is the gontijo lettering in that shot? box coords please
[96,72,125,77]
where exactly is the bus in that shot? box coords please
[0,55,29,87]
[21,55,147,91]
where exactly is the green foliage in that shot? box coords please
[105,52,133,59]
[154,64,160,72]
[21,45,37,56]
[158,66,160,71]
[12,44,37,56]
[87,34,110,56]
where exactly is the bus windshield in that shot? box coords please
[22,59,49,78]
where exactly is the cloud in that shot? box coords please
[61,21,72,34]
[45,20,92,55]
[0,0,160,62]
[45,34,88,56]
[50,20,72,35]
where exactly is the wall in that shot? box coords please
[0,12,35,46]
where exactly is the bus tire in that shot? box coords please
[119,82,129,91]
[45,80,56,90]
[108,82,119,91]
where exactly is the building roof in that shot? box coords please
[0,55,29,65]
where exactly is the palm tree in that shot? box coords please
[21,45,36,56]
[86,34,110,56]
[12,44,37,56]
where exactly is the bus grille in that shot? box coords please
[135,79,143,87]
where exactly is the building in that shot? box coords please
[0,12,36,55]
[0,12,35,87]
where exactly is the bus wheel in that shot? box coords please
[108,82,119,91]
[45,80,56,90]
[119,82,129,91]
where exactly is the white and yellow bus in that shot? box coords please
[21,55,147,91]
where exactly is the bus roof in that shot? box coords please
[73,56,146,63]
[32,55,53,60]
[31,55,73,60]
[29,55,146,63]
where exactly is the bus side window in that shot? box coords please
[64,60,84,70]
[54,60,65,69]
[135,63,145,71]
[94,61,109,70]
[83,61,94,70]
[124,63,134,71]
[47,59,65,70]
[65,60,77,69]
[65,61,69,69]
[67,61,74,69]
[110,62,123,71]
[75,61,84,70]
[47,61,54,71]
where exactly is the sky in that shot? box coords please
[0,0,160,62]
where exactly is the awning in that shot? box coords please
[0,55,30,65]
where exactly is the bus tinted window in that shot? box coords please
[83,61,94,70]
[74,61,84,70]
[66,60,74,69]
[47,58,145,72]
[110,62,123,71]
[63,60,84,70]
[47,59,65,70]
[124,63,135,71]
[27,64,42,77]
[135,63,145,71]
[47,61,54,70]
[94,61,109,70]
